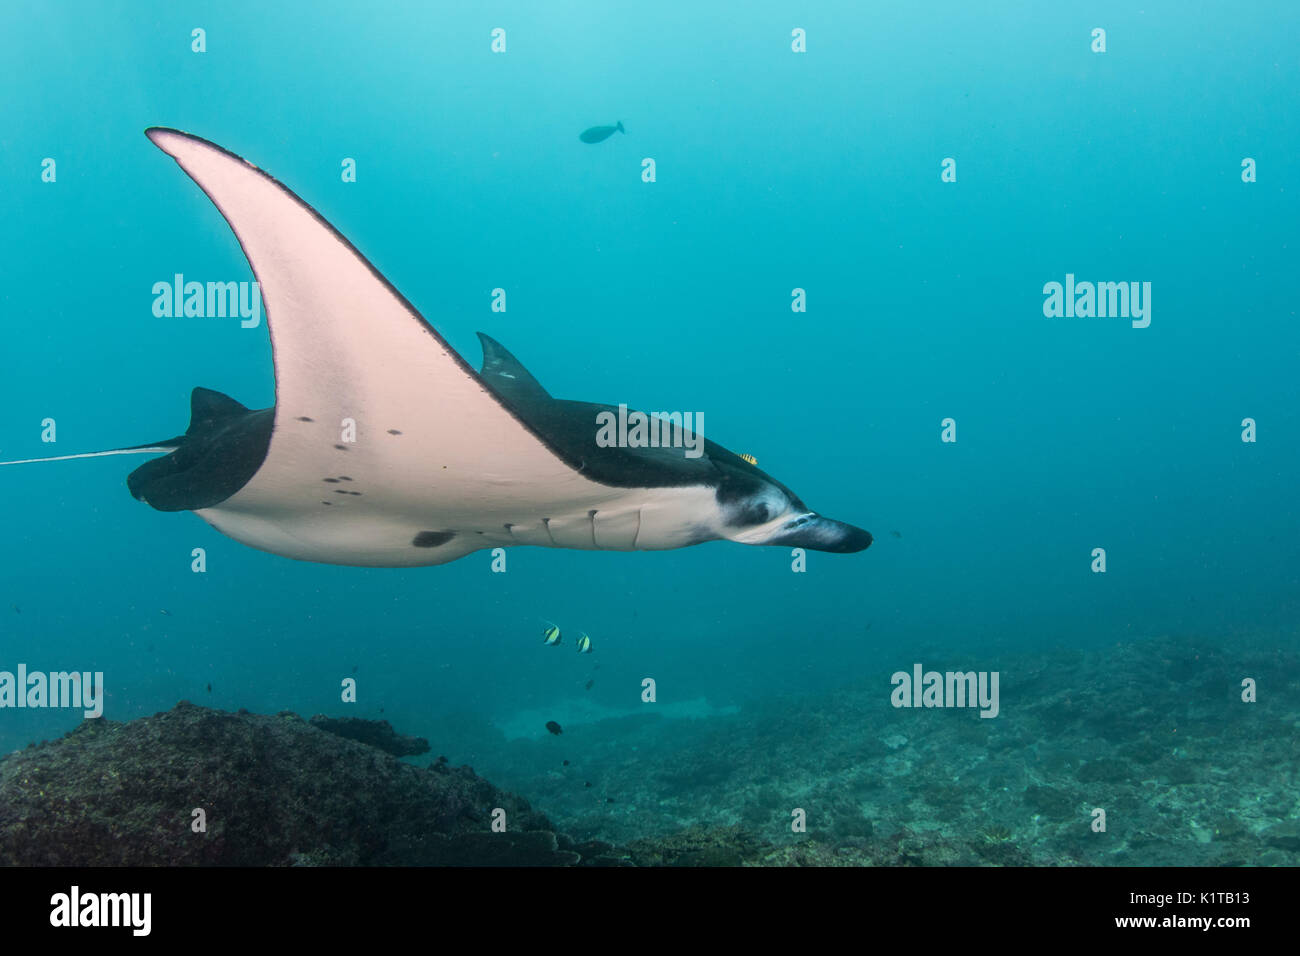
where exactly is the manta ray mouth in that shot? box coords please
[766,514,873,553]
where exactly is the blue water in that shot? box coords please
[1,2,1297,860]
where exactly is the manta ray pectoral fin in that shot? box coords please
[142,128,614,563]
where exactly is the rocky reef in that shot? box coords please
[307,714,430,757]
[0,703,627,866]
[468,634,1300,866]
[4,631,1296,867]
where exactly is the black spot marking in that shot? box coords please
[323,478,341,483]
[413,531,456,548]
[387,429,402,435]
[347,491,362,496]
[321,501,333,505]
[334,444,349,451]
[503,523,514,530]
[339,476,353,481]
[334,489,349,495]
[589,509,598,518]
[297,416,315,422]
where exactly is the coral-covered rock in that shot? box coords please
[0,702,592,866]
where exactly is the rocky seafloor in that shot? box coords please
[2,634,1296,866]
[435,634,1300,866]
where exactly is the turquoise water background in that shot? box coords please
[1,0,1296,785]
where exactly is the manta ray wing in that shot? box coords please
[146,128,627,566]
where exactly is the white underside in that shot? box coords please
[198,482,722,567]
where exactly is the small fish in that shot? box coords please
[352,665,358,673]
[605,797,615,804]
[542,624,562,646]
[546,720,563,735]
[575,633,593,654]
[562,759,570,766]
[584,679,594,691]
[159,609,172,616]
[584,781,592,788]
[890,530,901,539]
[739,453,758,466]
[11,605,19,614]
[579,121,625,144]
[205,682,212,693]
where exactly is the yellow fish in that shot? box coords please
[542,624,561,646]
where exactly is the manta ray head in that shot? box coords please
[711,458,872,554]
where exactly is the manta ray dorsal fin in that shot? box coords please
[477,332,553,406]
[188,386,251,433]
[144,128,607,524]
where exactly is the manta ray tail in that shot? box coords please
[0,386,255,468]
[1,386,271,519]
[0,439,186,467]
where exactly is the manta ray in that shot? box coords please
[1,129,872,568]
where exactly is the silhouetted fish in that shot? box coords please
[585,679,595,691]
[206,682,212,693]
[579,121,625,144]
[11,605,19,614]
[546,720,563,735]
